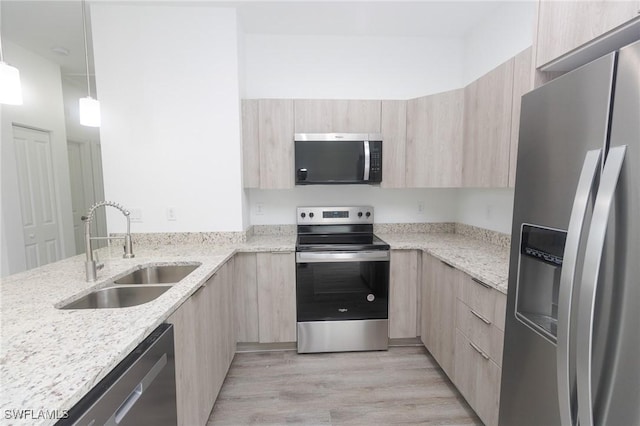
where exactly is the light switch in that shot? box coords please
[130,208,143,223]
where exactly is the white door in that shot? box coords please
[13,126,61,269]
[67,140,107,254]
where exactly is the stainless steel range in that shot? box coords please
[295,206,390,353]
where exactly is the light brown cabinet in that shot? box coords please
[294,99,381,133]
[454,271,506,426]
[258,99,295,189]
[509,47,533,187]
[167,259,236,426]
[421,254,459,379]
[535,1,640,68]
[380,100,407,188]
[256,251,297,343]
[241,99,260,188]
[463,59,515,188]
[234,252,259,342]
[406,89,464,188]
[389,250,420,338]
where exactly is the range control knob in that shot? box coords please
[309,212,314,218]
[301,212,306,218]
[357,212,363,217]
[365,212,371,218]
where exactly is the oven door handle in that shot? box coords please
[296,251,390,263]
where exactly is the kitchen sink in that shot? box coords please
[59,285,172,309]
[113,264,200,285]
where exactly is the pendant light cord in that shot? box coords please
[82,0,92,98]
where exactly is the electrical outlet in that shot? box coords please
[130,208,143,223]
[255,203,264,216]
[167,207,177,221]
[417,202,424,214]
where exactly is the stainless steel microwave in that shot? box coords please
[294,133,382,185]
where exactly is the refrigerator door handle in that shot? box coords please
[557,149,602,426]
[576,145,627,426]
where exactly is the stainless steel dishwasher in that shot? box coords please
[58,323,177,426]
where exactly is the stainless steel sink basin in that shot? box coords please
[113,264,200,285]
[59,285,172,309]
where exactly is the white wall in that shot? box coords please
[91,4,245,233]
[456,189,515,234]
[463,1,537,85]
[244,34,465,99]
[249,187,458,225]
[0,40,75,277]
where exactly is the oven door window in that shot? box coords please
[296,260,389,321]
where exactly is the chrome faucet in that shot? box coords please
[82,201,135,282]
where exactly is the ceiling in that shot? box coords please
[1,1,514,79]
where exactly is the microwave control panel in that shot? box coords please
[369,141,383,182]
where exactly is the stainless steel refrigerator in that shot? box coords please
[499,40,639,426]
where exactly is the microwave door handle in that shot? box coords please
[576,145,627,426]
[557,148,602,426]
[363,140,370,181]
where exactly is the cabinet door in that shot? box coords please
[167,283,212,426]
[463,59,514,187]
[422,255,459,378]
[380,100,407,188]
[241,100,260,188]
[256,252,296,343]
[509,47,533,187]
[234,252,259,342]
[167,296,201,426]
[210,260,236,401]
[294,99,381,133]
[389,250,419,338]
[536,1,640,68]
[259,99,294,189]
[406,89,464,187]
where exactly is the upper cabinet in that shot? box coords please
[294,100,381,133]
[463,59,515,188]
[259,99,295,189]
[406,89,464,188]
[381,100,407,188]
[509,48,533,188]
[535,0,640,68]
[241,100,260,188]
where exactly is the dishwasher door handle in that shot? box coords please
[106,353,168,425]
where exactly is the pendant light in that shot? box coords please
[0,29,23,105]
[79,0,100,127]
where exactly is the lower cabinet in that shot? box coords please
[389,250,420,338]
[167,259,236,426]
[234,251,297,344]
[421,252,507,426]
[421,254,458,379]
[256,252,297,343]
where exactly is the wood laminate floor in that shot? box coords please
[208,346,481,425]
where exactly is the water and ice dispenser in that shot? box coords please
[515,224,567,343]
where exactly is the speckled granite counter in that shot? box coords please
[0,230,506,425]
[377,232,510,294]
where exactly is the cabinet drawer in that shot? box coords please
[456,299,504,367]
[454,329,501,426]
[458,273,498,323]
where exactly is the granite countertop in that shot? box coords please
[0,231,506,425]
[377,232,510,294]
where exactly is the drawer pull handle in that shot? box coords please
[470,309,492,325]
[472,277,491,289]
[469,342,490,360]
[441,260,455,269]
